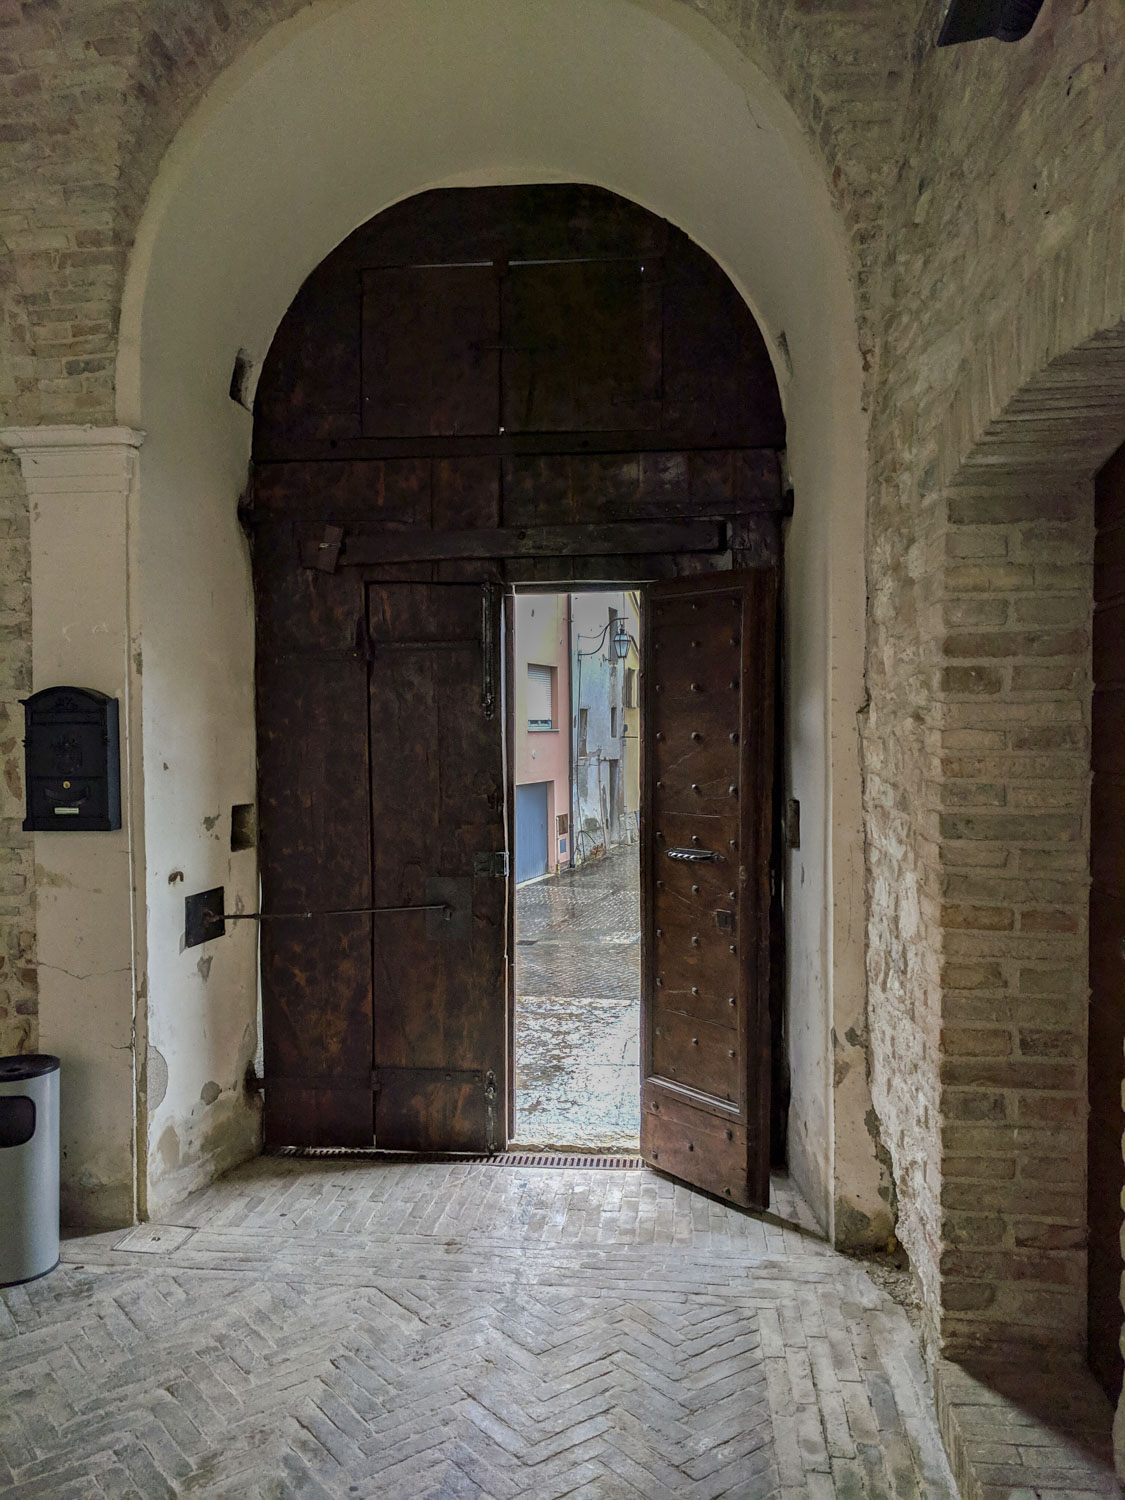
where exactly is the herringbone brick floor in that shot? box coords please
[0,1159,958,1498]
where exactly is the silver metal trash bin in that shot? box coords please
[0,1054,60,1287]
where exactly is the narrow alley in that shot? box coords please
[514,846,641,1151]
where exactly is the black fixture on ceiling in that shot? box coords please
[938,0,1046,45]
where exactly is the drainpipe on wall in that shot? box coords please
[566,594,575,870]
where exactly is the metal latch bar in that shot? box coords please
[185,883,455,948]
[210,902,451,922]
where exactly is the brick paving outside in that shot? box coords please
[0,1156,960,1498]
[514,845,641,1150]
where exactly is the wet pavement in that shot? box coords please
[514,844,641,1150]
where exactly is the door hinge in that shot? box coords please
[299,524,345,573]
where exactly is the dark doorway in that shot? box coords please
[249,184,788,1189]
[1090,439,1125,1401]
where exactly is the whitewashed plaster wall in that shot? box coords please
[0,428,145,1228]
[116,0,883,1238]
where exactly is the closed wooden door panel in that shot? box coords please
[660,245,784,440]
[368,581,507,1152]
[515,782,550,885]
[255,186,787,462]
[1093,599,1125,680]
[641,571,776,1208]
[500,261,662,432]
[363,266,500,438]
[257,652,374,1147]
[1090,438,1125,1404]
[1093,512,1125,603]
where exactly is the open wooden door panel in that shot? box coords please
[640,570,777,1207]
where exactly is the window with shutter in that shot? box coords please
[527,664,555,729]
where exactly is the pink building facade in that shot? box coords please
[512,595,571,883]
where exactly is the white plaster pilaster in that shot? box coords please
[1,424,145,1228]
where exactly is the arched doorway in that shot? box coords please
[114,0,884,1244]
[250,184,787,1205]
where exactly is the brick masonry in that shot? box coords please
[863,0,1125,1382]
[1,0,1125,1467]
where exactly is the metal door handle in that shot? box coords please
[665,847,724,863]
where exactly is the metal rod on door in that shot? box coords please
[205,903,453,923]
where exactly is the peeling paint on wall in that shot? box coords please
[145,1046,168,1113]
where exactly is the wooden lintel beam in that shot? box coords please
[255,432,780,462]
[308,520,725,569]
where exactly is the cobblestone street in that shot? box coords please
[514,846,641,1150]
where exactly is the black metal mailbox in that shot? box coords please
[21,687,121,832]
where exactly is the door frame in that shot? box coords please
[505,581,649,1148]
[504,576,784,1168]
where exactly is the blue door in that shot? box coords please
[515,782,550,884]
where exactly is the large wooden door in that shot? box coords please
[253,185,789,1153]
[640,571,776,1206]
[1090,441,1125,1400]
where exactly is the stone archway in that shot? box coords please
[864,198,1125,1436]
[100,0,884,1242]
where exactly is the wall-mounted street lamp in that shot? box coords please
[938,0,1046,45]
[611,619,631,661]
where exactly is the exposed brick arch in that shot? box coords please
[0,0,896,1074]
[869,213,1125,1367]
[0,0,911,432]
[0,0,910,1068]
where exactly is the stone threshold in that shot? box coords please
[935,1356,1122,1498]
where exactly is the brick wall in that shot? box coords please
[0,0,907,1050]
[932,470,1094,1355]
[864,0,1125,1360]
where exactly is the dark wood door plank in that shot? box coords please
[330,521,724,567]
[368,582,507,1152]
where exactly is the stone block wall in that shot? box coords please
[0,451,33,1056]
